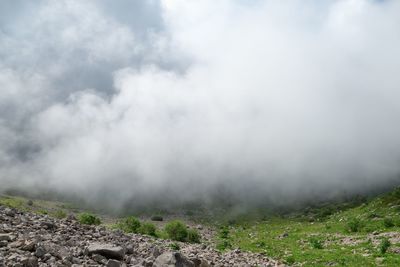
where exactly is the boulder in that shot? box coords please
[153,252,195,267]
[86,243,125,260]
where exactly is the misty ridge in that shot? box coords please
[1,0,400,213]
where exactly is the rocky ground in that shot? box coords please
[0,205,285,267]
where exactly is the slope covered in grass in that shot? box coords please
[215,188,400,266]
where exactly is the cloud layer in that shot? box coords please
[1,0,400,210]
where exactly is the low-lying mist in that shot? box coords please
[1,0,400,213]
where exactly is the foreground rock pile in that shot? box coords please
[0,205,285,266]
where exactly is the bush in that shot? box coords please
[119,216,141,233]
[383,217,395,228]
[165,220,188,242]
[151,215,163,221]
[219,226,230,239]
[78,213,101,225]
[309,237,323,249]
[169,242,180,250]
[347,218,362,233]
[380,237,391,254]
[139,222,157,236]
[187,229,201,243]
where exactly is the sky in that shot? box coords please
[1,0,400,210]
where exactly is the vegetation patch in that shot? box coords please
[52,210,67,219]
[139,222,157,237]
[380,237,391,254]
[169,242,180,250]
[164,220,201,243]
[78,213,101,225]
[215,188,400,266]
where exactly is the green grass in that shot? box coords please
[215,188,400,266]
[0,194,78,219]
[0,195,27,210]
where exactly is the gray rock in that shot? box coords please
[152,246,161,258]
[87,243,125,260]
[41,221,56,230]
[126,244,134,254]
[92,253,107,264]
[21,240,37,251]
[0,234,11,241]
[153,252,195,267]
[21,256,38,267]
[106,259,122,267]
[191,258,210,267]
[67,214,77,221]
[34,246,46,258]
[4,208,15,217]
[41,242,71,260]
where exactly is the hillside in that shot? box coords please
[1,188,400,266]
[214,188,400,266]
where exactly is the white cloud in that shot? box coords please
[1,0,400,209]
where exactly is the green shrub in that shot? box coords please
[309,237,323,249]
[139,222,157,236]
[383,217,395,228]
[151,215,163,221]
[219,226,230,239]
[187,228,201,243]
[78,213,101,225]
[165,220,188,242]
[380,237,391,254]
[119,216,141,233]
[347,218,362,233]
[169,242,180,250]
